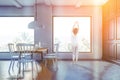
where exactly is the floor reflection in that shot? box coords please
[0,60,120,80]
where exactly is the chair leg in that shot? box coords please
[53,58,58,70]
[22,62,25,78]
[8,59,13,75]
[12,59,15,72]
[31,60,34,80]
[24,61,29,70]
[52,59,55,65]
[8,59,16,75]
[55,58,58,66]
[44,59,47,67]
[16,61,25,79]
[35,61,39,73]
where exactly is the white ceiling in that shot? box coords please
[0,0,108,8]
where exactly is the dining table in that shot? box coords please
[34,47,48,60]
[15,47,48,61]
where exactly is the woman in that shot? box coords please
[71,21,79,62]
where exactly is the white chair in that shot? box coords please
[8,43,26,79]
[8,43,18,75]
[43,43,59,68]
[16,43,35,61]
[16,43,39,79]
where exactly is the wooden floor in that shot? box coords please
[0,60,120,80]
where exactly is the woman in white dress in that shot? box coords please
[71,21,79,62]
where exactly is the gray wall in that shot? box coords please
[35,4,52,53]
[0,6,34,16]
[0,5,102,59]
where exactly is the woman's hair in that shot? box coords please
[72,21,79,36]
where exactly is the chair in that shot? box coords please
[43,43,59,68]
[8,43,19,75]
[16,43,35,61]
[16,43,39,79]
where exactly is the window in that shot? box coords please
[0,17,34,52]
[53,17,91,52]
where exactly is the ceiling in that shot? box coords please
[0,0,108,8]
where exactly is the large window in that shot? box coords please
[0,17,34,52]
[53,17,91,52]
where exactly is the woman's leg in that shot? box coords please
[75,46,78,62]
[72,46,75,62]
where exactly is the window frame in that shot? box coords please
[52,16,92,53]
[0,16,34,52]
